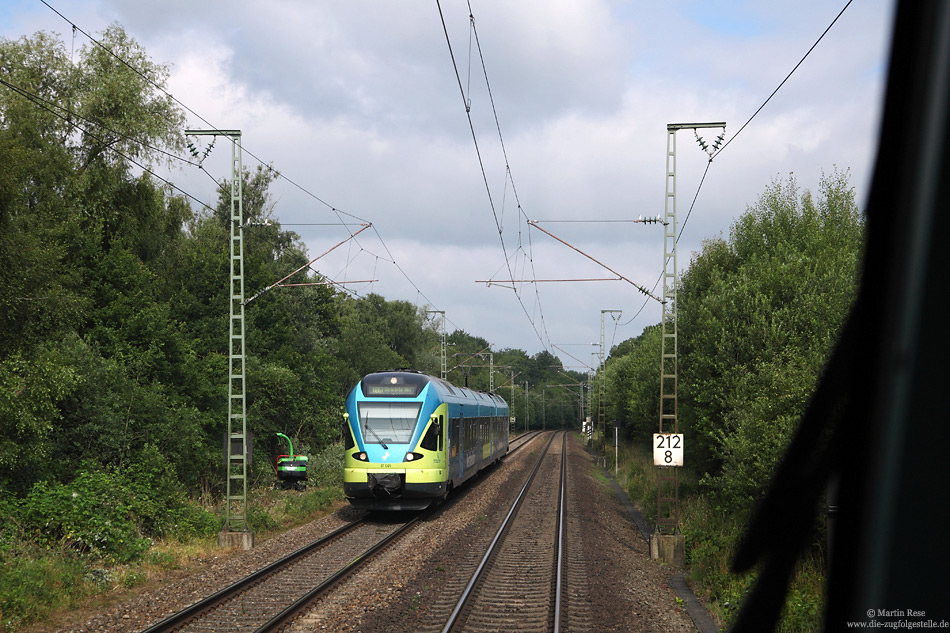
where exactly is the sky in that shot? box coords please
[1,0,896,371]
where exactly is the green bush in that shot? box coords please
[304,442,343,488]
[247,502,280,533]
[18,448,219,562]
[680,495,754,619]
[624,454,658,524]
[0,493,22,554]
[678,493,824,630]
[21,472,150,563]
[125,444,219,540]
[164,502,220,540]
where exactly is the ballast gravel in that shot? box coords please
[38,433,702,633]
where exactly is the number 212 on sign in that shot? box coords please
[653,433,684,466]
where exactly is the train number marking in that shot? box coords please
[653,433,684,467]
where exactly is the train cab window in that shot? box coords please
[420,419,440,451]
[358,401,422,445]
[344,425,355,450]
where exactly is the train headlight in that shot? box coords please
[403,452,424,462]
[352,451,369,462]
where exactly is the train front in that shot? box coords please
[343,371,447,511]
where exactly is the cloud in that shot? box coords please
[3,0,895,360]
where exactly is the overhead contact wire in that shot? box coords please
[42,1,449,319]
[678,0,854,244]
[0,78,213,212]
[436,0,550,351]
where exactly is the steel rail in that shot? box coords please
[554,432,567,633]
[144,431,547,633]
[440,431,560,633]
[140,517,367,633]
[256,513,426,632]
[504,430,542,456]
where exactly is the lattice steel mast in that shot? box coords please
[657,122,725,535]
[187,129,249,536]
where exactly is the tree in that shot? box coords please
[605,324,661,441]
[678,170,864,511]
[0,32,86,355]
[335,294,420,391]
[74,25,185,172]
[0,28,190,491]
[445,330,492,389]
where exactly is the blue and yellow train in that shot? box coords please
[343,371,509,511]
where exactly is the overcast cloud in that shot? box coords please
[2,0,895,370]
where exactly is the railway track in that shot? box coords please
[506,430,542,453]
[141,431,595,633]
[57,431,696,633]
[441,431,562,632]
[140,435,540,633]
[431,431,587,633]
[141,514,418,633]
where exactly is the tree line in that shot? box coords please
[597,169,862,629]
[0,27,583,517]
[602,169,863,517]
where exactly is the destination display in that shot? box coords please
[361,372,430,397]
[365,384,418,396]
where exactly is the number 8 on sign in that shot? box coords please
[653,433,684,466]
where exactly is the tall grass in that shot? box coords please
[0,550,89,632]
[609,438,825,631]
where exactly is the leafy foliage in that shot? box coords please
[18,446,218,563]
[608,171,861,630]
[678,170,863,511]
[0,550,90,632]
[1,26,579,542]
[1,24,858,633]
[605,324,661,441]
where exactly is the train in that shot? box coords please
[343,370,510,511]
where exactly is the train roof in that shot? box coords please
[360,371,507,407]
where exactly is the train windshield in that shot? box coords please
[358,402,422,446]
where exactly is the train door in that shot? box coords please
[490,415,497,460]
[449,418,463,478]
[438,414,445,452]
